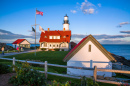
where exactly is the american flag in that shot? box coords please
[36,10,43,16]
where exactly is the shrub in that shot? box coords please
[9,62,46,86]
[30,47,35,49]
[81,76,99,86]
[41,48,46,51]
[47,80,70,86]
[0,64,11,74]
[54,48,60,51]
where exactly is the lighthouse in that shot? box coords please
[63,14,69,31]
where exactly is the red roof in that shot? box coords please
[39,30,71,43]
[63,36,88,61]
[12,39,25,44]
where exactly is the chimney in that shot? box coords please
[48,28,50,31]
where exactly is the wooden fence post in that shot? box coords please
[45,61,48,79]
[93,66,97,82]
[13,57,15,71]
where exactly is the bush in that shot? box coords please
[9,62,46,86]
[41,48,46,51]
[81,76,99,86]
[0,64,11,74]
[47,80,70,86]
[54,48,60,51]
[30,47,35,49]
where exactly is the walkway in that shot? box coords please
[0,50,42,57]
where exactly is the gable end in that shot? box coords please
[64,35,116,62]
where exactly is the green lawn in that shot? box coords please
[0,51,118,86]
[0,51,69,73]
[0,50,18,54]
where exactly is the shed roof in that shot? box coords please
[12,39,25,44]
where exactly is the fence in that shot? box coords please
[0,57,130,85]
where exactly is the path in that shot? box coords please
[0,50,42,57]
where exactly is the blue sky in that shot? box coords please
[0,0,130,44]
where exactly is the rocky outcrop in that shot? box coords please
[111,53,130,67]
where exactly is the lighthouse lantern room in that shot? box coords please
[63,14,69,31]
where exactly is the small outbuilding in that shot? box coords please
[12,39,30,49]
[63,35,116,77]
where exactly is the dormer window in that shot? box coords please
[63,36,66,38]
[44,36,47,38]
[66,35,69,37]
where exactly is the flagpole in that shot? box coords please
[35,8,37,56]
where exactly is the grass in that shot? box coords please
[0,51,126,86]
[0,50,18,54]
[3,51,68,65]
[0,51,68,74]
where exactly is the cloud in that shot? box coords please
[70,10,77,14]
[120,22,130,25]
[28,30,41,37]
[72,0,99,14]
[0,29,41,43]
[89,8,94,14]
[98,3,101,7]
[80,0,96,14]
[117,22,130,27]
[71,34,130,44]
[0,29,32,39]
[0,32,8,35]
[120,31,130,34]
[98,39,130,44]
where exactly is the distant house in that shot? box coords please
[70,41,77,49]
[63,35,116,77]
[12,39,30,49]
[39,14,71,51]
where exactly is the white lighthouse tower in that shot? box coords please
[63,14,69,31]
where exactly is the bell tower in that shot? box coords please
[63,14,69,31]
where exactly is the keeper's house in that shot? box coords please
[39,15,71,51]
[63,35,116,77]
[12,39,30,49]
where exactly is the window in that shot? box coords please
[62,43,66,47]
[57,36,60,39]
[49,36,60,39]
[57,44,59,47]
[53,45,55,47]
[49,36,52,39]
[50,44,51,47]
[89,45,91,52]
[54,36,56,39]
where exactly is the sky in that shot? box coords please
[0,0,130,44]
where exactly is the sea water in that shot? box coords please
[102,44,130,60]
[6,43,130,60]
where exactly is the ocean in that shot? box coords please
[6,43,130,60]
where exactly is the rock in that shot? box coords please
[97,75,104,80]
[104,77,115,81]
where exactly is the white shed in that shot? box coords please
[63,35,116,77]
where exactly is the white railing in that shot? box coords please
[0,57,130,85]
